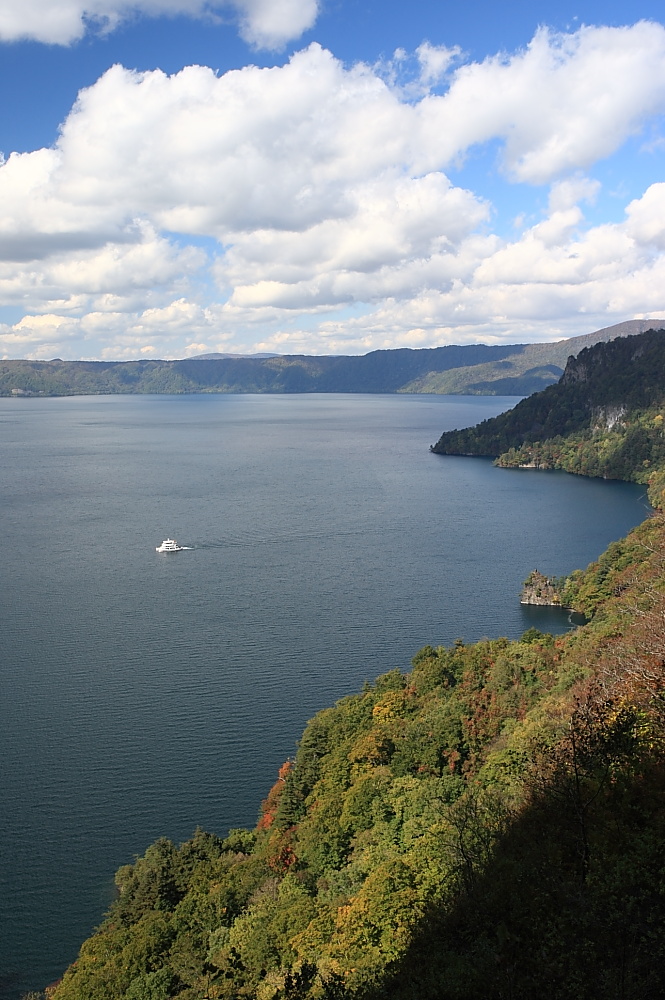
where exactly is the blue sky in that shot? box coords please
[1,0,665,359]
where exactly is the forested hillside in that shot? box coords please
[399,318,664,394]
[36,327,665,1000]
[432,327,665,503]
[0,345,545,396]
[46,511,665,1000]
[2,320,659,398]
[44,331,665,999]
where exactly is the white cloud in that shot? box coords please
[231,0,318,49]
[0,0,318,48]
[548,176,600,214]
[0,225,204,315]
[416,41,461,87]
[413,22,665,182]
[375,42,462,99]
[624,182,665,248]
[3,25,665,359]
[310,182,665,346]
[215,173,489,309]
[0,313,82,360]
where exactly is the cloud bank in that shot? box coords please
[0,0,318,48]
[2,22,665,359]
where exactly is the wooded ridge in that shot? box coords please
[4,319,661,398]
[432,326,665,505]
[41,326,665,1000]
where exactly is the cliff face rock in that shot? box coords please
[592,404,627,431]
[561,328,665,391]
[561,355,589,383]
[520,570,562,606]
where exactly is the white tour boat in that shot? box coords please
[156,538,183,553]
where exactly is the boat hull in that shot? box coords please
[156,539,183,553]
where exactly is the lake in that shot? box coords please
[0,393,650,998]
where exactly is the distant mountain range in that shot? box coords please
[189,352,280,359]
[2,319,663,397]
[400,319,665,395]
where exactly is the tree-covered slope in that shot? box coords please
[0,346,529,397]
[401,319,665,395]
[3,320,660,397]
[37,326,665,1000]
[47,504,665,1000]
[431,328,665,501]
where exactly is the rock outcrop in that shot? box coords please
[520,570,562,606]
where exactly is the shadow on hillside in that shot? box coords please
[371,760,665,1000]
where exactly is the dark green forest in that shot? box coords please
[37,328,665,1000]
[432,327,665,498]
[1,320,656,398]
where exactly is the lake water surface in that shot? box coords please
[0,393,650,998]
